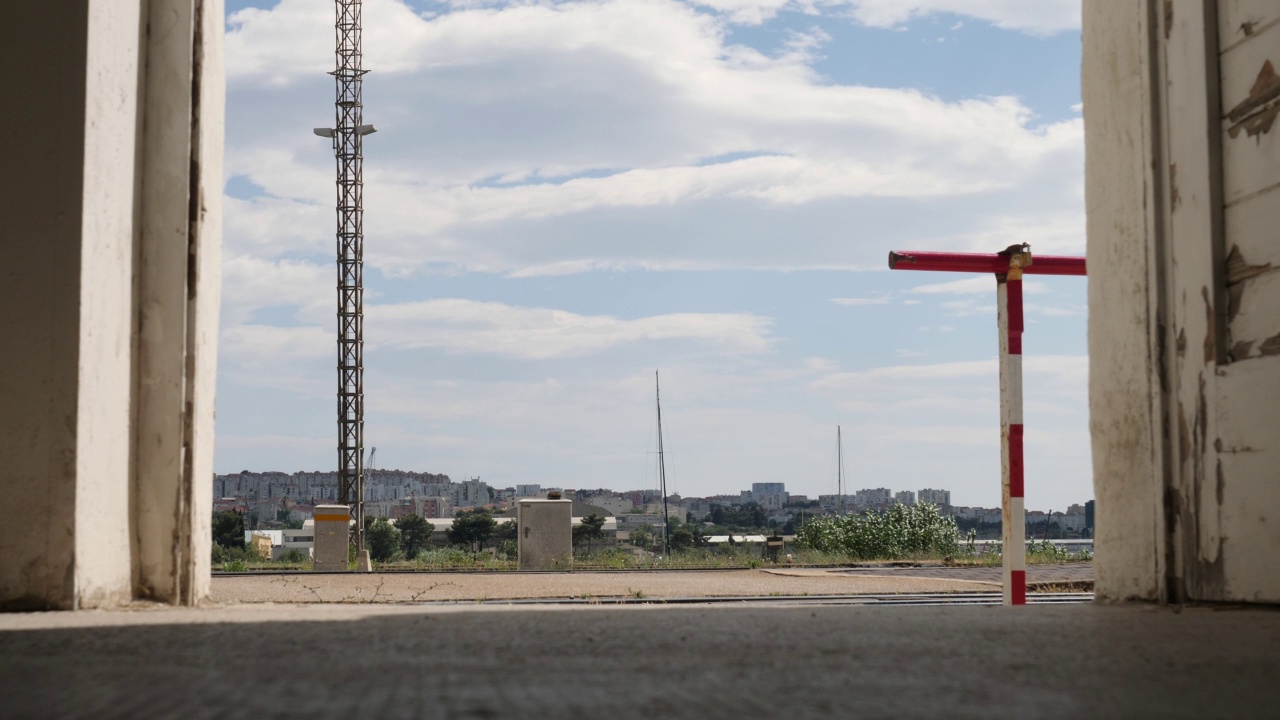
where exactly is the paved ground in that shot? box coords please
[839,562,1095,585]
[208,565,1093,604]
[2,601,1277,719]
[209,568,1002,603]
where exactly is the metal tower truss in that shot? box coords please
[316,0,375,553]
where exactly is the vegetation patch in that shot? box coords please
[794,502,972,560]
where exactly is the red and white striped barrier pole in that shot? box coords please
[998,247,1030,605]
[887,244,1085,606]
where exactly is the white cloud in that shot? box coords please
[222,0,1085,275]
[222,299,773,362]
[842,0,1080,36]
[939,298,993,316]
[830,296,891,306]
[220,255,331,325]
[685,0,1079,34]
[814,358,994,388]
[909,276,1048,295]
[369,299,775,359]
[221,324,333,363]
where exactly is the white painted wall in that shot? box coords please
[1084,0,1280,603]
[0,1,222,610]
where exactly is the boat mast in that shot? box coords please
[656,370,671,556]
[837,425,845,515]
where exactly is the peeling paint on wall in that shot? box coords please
[1201,287,1215,364]
[1226,60,1280,140]
[1259,331,1280,357]
[1225,245,1273,284]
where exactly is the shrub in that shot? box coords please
[212,543,256,565]
[499,540,518,560]
[280,548,307,563]
[794,502,973,560]
[366,519,402,562]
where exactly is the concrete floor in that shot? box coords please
[206,565,1095,604]
[2,602,1278,719]
[209,568,999,603]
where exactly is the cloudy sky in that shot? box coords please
[217,0,1089,511]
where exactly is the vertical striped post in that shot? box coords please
[998,247,1030,605]
[887,245,1083,607]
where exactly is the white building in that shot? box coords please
[855,488,892,505]
[596,496,636,516]
[918,488,951,507]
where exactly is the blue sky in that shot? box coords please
[216,0,1089,511]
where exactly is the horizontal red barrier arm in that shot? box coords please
[887,251,1086,276]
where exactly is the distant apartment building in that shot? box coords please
[894,490,916,505]
[388,496,455,519]
[684,498,712,517]
[514,484,542,499]
[757,493,784,511]
[311,486,337,502]
[817,494,854,511]
[918,488,951,507]
[1057,511,1087,532]
[614,514,666,530]
[420,497,453,518]
[213,497,248,514]
[854,488,892,506]
[451,478,490,507]
[707,494,746,507]
[596,496,635,516]
[751,482,785,497]
[248,532,273,559]
[751,483,787,512]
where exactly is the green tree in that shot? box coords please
[448,509,496,550]
[212,510,245,550]
[573,513,606,554]
[670,526,695,552]
[629,523,655,551]
[397,513,433,559]
[366,519,402,562]
[495,518,518,542]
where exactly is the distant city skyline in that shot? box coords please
[215,467,1091,516]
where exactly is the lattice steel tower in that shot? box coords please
[315,0,375,553]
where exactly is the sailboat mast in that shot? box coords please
[656,370,671,556]
[837,425,845,515]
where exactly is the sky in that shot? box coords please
[216,0,1089,511]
